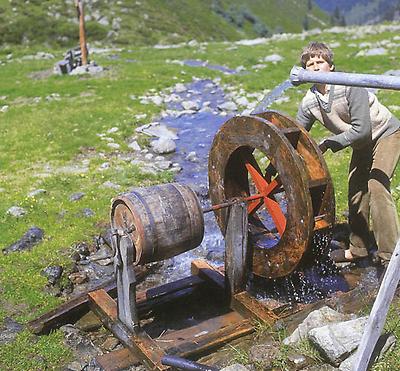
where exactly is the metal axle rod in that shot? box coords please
[290,66,400,91]
[202,193,266,214]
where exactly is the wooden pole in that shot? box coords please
[75,0,88,65]
[352,239,400,371]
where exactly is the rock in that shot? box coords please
[283,306,349,345]
[356,47,387,57]
[155,160,172,170]
[107,127,119,134]
[185,151,198,162]
[0,318,24,345]
[263,54,283,63]
[0,105,9,113]
[136,122,178,140]
[60,324,101,364]
[175,83,187,93]
[145,153,154,160]
[181,100,200,111]
[89,246,113,262]
[128,140,141,151]
[384,70,400,76]
[248,342,279,368]
[3,226,44,254]
[41,265,63,285]
[287,352,309,369]
[69,192,85,202]
[28,189,47,197]
[99,162,110,170]
[338,351,356,371]
[76,312,103,332]
[218,101,238,112]
[101,181,121,190]
[6,206,27,218]
[151,137,176,154]
[308,316,368,365]
[107,142,120,149]
[101,336,120,351]
[235,96,249,107]
[220,364,250,371]
[75,242,90,257]
[81,208,95,217]
[69,271,89,285]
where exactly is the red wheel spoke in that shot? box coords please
[247,198,264,216]
[264,198,287,236]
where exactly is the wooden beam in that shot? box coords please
[232,292,278,324]
[225,202,249,296]
[353,239,400,371]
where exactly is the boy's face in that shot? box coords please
[305,55,333,72]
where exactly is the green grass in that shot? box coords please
[1,21,400,369]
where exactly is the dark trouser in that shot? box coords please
[348,130,400,262]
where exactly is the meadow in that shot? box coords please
[1,23,400,369]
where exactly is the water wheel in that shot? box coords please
[208,111,335,279]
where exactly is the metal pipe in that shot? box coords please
[161,355,219,371]
[290,66,400,91]
[202,193,267,214]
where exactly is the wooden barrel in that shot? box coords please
[111,183,204,265]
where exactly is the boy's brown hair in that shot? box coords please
[300,41,334,68]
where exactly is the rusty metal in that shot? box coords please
[208,111,335,279]
[290,66,400,90]
[111,183,204,265]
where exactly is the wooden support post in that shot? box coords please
[75,0,88,65]
[353,239,400,371]
[224,202,248,297]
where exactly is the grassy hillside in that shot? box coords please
[0,18,400,370]
[0,0,329,46]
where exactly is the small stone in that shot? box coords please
[185,151,198,162]
[27,189,47,197]
[308,316,368,365]
[155,160,172,170]
[248,342,279,368]
[41,265,63,285]
[287,353,309,369]
[6,206,27,218]
[75,242,90,257]
[107,142,120,149]
[263,54,283,63]
[218,101,237,112]
[128,140,141,151]
[151,137,176,154]
[145,153,154,160]
[68,271,88,285]
[99,162,110,170]
[182,100,200,111]
[101,181,121,190]
[107,127,119,133]
[0,105,9,113]
[175,83,187,93]
[3,226,44,253]
[81,208,95,217]
[69,192,85,202]
[101,336,120,351]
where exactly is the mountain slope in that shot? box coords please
[0,0,329,46]
[315,0,400,24]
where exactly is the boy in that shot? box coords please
[296,41,400,266]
